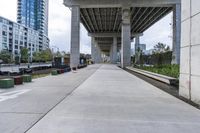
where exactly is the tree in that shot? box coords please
[153,42,170,54]
[33,51,41,62]
[41,49,53,62]
[0,50,12,64]
[55,51,62,57]
[20,48,29,63]
[32,49,53,63]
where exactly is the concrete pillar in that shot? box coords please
[179,0,200,105]
[91,37,96,63]
[135,36,140,64]
[110,44,113,63]
[95,42,102,63]
[172,4,181,64]
[121,7,131,68]
[112,37,118,64]
[70,6,80,68]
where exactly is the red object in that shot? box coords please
[60,69,64,73]
[14,76,23,85]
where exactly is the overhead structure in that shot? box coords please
[64,0,181,68]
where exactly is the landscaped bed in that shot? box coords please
[134,64,180,79]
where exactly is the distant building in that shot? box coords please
[0,16,40,60]
[139,44,146,52]
[144,49,154,55]
[132,44,147,56]
[17,0,49,50]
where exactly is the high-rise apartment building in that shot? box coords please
[0,16,40,60]
[17,0,49,50]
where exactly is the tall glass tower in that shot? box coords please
[17,0,49,36]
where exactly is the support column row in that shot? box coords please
[172,4,181,64]
[91,37,102,63]
[121,7,131,68]
[70,6,80,68]
[112,37,118,64]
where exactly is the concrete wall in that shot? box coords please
[180,0,200,104]
[64,0,181,8]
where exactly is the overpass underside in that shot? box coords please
[64,0,181,68]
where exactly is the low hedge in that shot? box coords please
[135,64,179,79]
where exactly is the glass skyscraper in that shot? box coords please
[17,0,49,36]
[17,0,49,50]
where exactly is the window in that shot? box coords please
[3,37,7,42]
[15,40,18,44]
[2,31,7,36]
[2,43,7,49]
[20,41,23,45]
[2,25,7,30]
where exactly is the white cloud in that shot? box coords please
[0,0,17,21]
[141,12,173,50]
[0,0,172,53]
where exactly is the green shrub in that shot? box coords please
[135,64,180,79]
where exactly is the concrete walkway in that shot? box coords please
[27,64,200,133]
[0,64,100,133]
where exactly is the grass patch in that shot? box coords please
[134,64,180,79]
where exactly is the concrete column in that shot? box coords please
[179,0,200,105]
[70,6,80,68]
[110,44,113,63]
[135,36,140,53]
[91,37,96,63]
[121,7,131,68]
[112,37,118,64]
[172,4,181,64]
[135,36,140,64]
[95,42,102,63]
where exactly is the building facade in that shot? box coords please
[17,0,49,50]
[0,16,40,60]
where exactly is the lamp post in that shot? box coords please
[51,45,59,67]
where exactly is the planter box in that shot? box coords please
[126,67,179,85]
[64,68,71,72]
[13,76,23,85]
[0,78,14,88]
[60,69,65,74]
[51,70,58,75]
[22,75,32,83]
[57,69,62,74]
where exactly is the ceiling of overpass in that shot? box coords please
[95,37,122,51]
[80,7,173,34]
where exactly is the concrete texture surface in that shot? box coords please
[180,0,200,105]
[0,64,100,133]
[27,64,200,133]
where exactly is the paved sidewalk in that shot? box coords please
[28,64,200,133]
[0,64,100,133]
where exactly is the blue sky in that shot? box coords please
[0,0,172,54]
